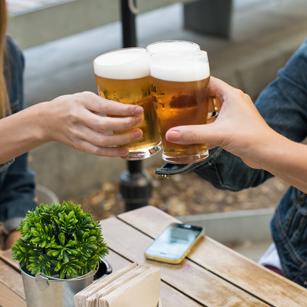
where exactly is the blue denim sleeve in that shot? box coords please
[0,37,36,232]
[0,154,36,232]
[195,40,307,190]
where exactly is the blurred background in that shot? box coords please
[7,0,307,259]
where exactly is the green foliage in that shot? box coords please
[12,201,108,279]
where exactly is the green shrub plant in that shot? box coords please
[13,201,108,279]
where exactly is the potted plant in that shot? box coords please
[13,201,108,307]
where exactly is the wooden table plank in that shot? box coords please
[0,260,24,300]
[106,250,202,307]
[101,217,267,307]
[118,206,307,307]
[0,250,19,271]
[0,249,202,307]
[0,280,25,307]
[0,259,25,307]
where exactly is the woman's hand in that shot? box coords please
[166,77,277,168]
[38,92,144,157]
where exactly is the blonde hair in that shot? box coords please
[0,0,8,118]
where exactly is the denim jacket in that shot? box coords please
[194,40,307,287]
[0,37,36,233]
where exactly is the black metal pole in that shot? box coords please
[119,0,152,211]
[120,0,137,47]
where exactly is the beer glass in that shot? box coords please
[94,48,161,160]
[150,50,212,164]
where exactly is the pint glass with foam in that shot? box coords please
[94,48,161,160]
[150,50,211,164]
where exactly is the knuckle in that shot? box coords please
[97,137,108,146]
[92,146,103,155]
[69,108,81,123]
[125,117,137,128]
[79,91,98,104]
[71,93,83,104]
[189,130,201,143]
[55,94,66,102]
[68,128,81,142]
[71,139,81,151]
[234,88,244,96]
[99,104,109,114]
[127,132,137,142]
[91,117,104,131]
[126,105,135,113]
[105,98,119,106]
[96,103,107,115]
[101,101,113,113]
[68,126,77,137]
[115,134,130,145]
[82,91,95,97]
[244,93,251,100]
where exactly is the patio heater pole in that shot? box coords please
[119,0,152,211]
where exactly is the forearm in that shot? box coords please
[0,103,47,164]
[248,131,307,193]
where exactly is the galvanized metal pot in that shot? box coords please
[21,259,112,307]
[21,269,95,307]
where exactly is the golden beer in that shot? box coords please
[150,50,211,164]
[94,48,161,160]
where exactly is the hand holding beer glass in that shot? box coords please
[94,48,161,160]
[150,46,213,164]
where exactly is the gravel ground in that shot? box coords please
[82,164,288,220]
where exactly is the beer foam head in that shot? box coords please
[150,51,210,82]
[94,48,149,80]
[147,40,200,54]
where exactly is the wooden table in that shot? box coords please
[1,207,306,307]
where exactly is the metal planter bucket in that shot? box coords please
[21,259,112,307]
[21,268,95,307]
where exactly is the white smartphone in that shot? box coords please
[145,223,204,264]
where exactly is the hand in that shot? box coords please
[166,77,276,168]
[37,92,144,157]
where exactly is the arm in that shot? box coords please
[1,36,145,165]
[0,96,144,164]
[167,41,307,191]
[250,131,307,192]
[167,77,307,191]
[0,104,45,164]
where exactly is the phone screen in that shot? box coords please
[145,223,203,261]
